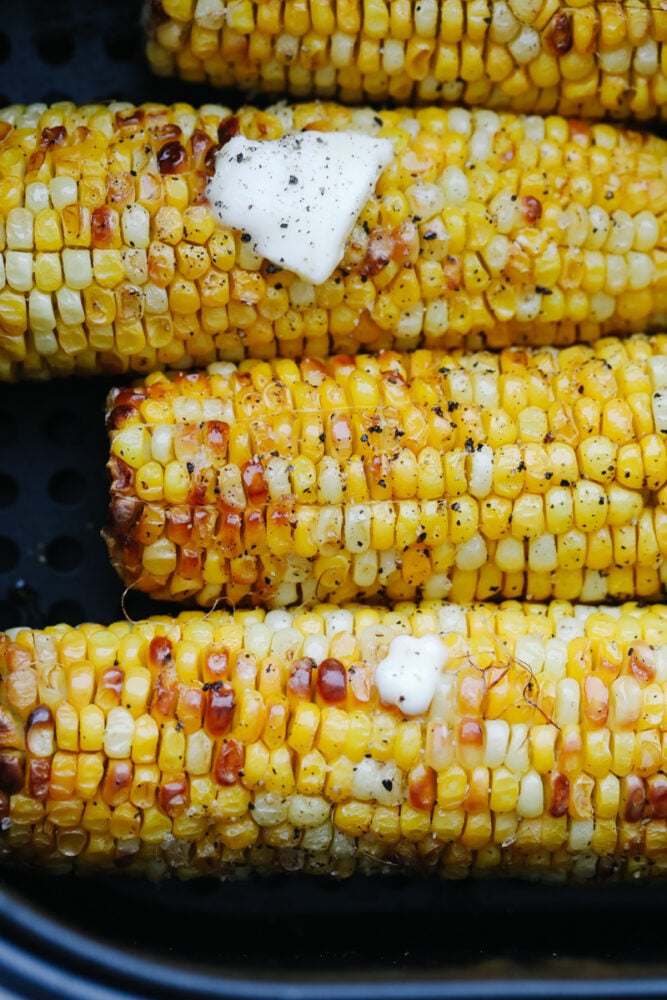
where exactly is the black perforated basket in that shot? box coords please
[4,4,667,999]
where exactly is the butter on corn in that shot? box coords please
[144,0,667,122]
[105,332,667,610]
[2,100,667,378]
[4,599,667,880]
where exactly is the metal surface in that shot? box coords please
[2,3,667,998]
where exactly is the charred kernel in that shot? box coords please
[0,751,24,795]
[159,775,189,816]
[549,772,570,817]
[628,643,656,685]
[106,494,141,531]
[624,775,646,823]
[39,125,67,148]
[316,658,347,703]
[106,404,138,432]
[217,115,240,147]
[288,657,316,699]
[583,675,609,726]
[205,682,235,737]
[213,738,244,785]
[115,109,145,129]
[157,141,189,175]
[153,667,178,717]
[28,757,51,799]
[148,635,173,671]
[408,762,436,812]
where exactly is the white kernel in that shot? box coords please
[439,166,469,206]
[508,25,541,64]
[555,677,580,726]
[5,251,33,292]
[121,204,150,249]
[599,42,632,74]
[56,287,85,324]
[517,770,544,819]
[49,176,78,210]
[28,289,56,333]
[455,533,487,571]
[483,719,510,769]
[6,208,34,250]
[634,211,659,252]
[104,707,135,758]
[634,36,658,76]
[505,723,530,774]
[468,445,493,498]
[62,249,92,290]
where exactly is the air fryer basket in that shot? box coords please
[4,3,667,999]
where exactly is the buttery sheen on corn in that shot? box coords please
[105,333,667,610]
[4,599,667,880]
[2,101,667,378]
[145,0,667,120]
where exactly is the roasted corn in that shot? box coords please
[2,100,667,379]
[105,333,667,610]
[4,599,667,880]
[145,0,667,120]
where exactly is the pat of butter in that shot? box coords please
[375,635,449,717]
[206,130,394,285]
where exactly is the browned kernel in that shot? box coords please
[649,775,667,818]
[316,658,347,703]
[159,775,189,816]
[28,757,51,799]
[288,658,316,699]
[157,141,189,175]
[103,760,133,806]
[203,645,229,684]
[204,682,235,737]
[39,125,67,149]
[217,115,240,147]
[242,457,269,504]
[546,11,573,56]
[628,643,656,685]
[549,772,570,817]
[361,229,393,277]
[0,751,25,795]
[408,762,436,811]
[213,737,244,785]
[624,775,647,823]
[25,705,54,757]
[148,635,173,671]
[519,197,542,223]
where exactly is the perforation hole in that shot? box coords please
[43,410,82,446]
[33,30,75,66]
[49,469,86,505]
[46,536,84,572]
[104,25,141,63]
[0,538,19,572]
[0,473,18,507]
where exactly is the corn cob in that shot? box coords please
[2,100,667,380]
[105,333,667,610]
[145,0,667,121]
[4,599,667,881]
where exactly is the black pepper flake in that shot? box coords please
[464,437,475,453]
[241,232,252,243]
[382,778,393,791]
[447,400,459,412]
[451,502,460,511]
[236,152,244,162]
[289,174,298,184]
[186,462,194,473]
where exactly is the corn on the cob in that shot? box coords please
[3,599,667,881]
[145,0,667,121]
[104,333,667,610]
[2,100,667,379]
